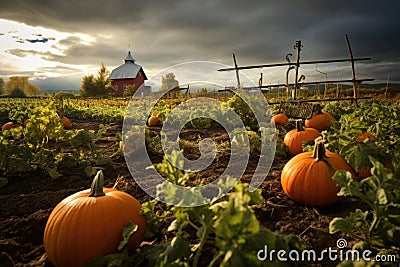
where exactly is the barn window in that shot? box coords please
[123,84,127,90]
[114,85,118,91]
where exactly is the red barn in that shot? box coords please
[109,51,148,96]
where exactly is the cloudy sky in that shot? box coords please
[0,0,399,91]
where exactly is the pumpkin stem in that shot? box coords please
[295,120,304,132]
[312,137,326,161]
[89,170,106,197]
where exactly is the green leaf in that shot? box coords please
[118,221,138,251]
[376,188,388,205]
[85,250,132,267]
[329,209,367,234]
[159,235,192,263]
[333,170,360,197]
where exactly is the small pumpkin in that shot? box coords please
[23,119,31,127]
[2,122,20,131]
[357,132,378,142]
[281,137,356,207]
[305,112,334,132]
[62,116,71,129]
[43,171,147,267]
[284,120,321,156]
[270,113,289,127]
[147,115,160,127]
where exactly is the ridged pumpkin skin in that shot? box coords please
[44,171,147,267]
[305,112,334,132]
[270,113,289,126]
[281,139,355,207]
[284,120,321,156]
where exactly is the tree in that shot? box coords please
[80,63,114,97]
[5,76,40,96]
[160,73,179,91]
[9,86,26,97]
[123,84,136,97]
[0,78,4,95]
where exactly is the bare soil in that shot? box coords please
[0,119,360,266]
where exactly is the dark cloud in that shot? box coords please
[1,0,399,84]
[26,37,55,43]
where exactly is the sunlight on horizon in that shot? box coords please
[0,19,96,79]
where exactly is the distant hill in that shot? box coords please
[325,83,400,90]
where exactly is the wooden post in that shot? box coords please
[233,53,241,89]
[345,34,358,107]
[293,41,302,99]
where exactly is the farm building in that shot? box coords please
[109,51,149,96]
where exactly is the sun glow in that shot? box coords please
[0,19,96,80]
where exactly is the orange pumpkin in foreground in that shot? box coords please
[281,137,356,207]
[43,171,147,267]
[284,120,321,156]
[270,113,289,127]
[305,112,334,132]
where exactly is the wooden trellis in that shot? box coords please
[218,34,374,107]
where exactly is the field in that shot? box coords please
[0,95,399,267]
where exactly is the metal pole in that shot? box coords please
[293,41,302,99]
[233,53,241,89]
[345,34,358,107]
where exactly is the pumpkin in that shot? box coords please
[147,115,160,127]
[305,112,334,132]
[43,171,147,267]
[357,132,378,142]
[281,137,356,207]
[62,116,71,129]
[284,120,321,156]
[270,113,289,127]
[2,122,20,131]
[23,119,31,127]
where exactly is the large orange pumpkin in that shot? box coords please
[270,113,289,127]
[284,120,321,156]
[281,137,356,207]
[305,112,334,132]
[43,171,147,267]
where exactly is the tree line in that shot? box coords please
[0,63,180,98]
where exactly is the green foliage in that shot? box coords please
[0,77,4,95]
[330,158,400,255]
[93,151,304,267]
[0,100,108,179]
[80,63,114,97]
[160,73,179,91]
[9,86,27,97]
[123,84,136,97]
[4,76,40,96]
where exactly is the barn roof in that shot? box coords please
[109,51,147,80]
